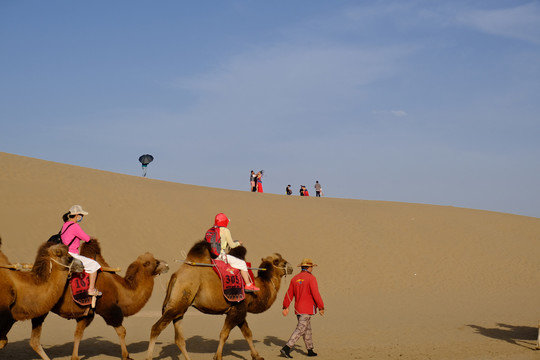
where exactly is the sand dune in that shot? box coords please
[1,151,540,359]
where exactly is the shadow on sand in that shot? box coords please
[468,323,538,350]
[263,335,308,356]
[0,336,147,359]
[153,335,259,360]
[2,334,289,359]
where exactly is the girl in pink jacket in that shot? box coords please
[61,205,102,296]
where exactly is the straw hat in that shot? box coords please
[298,258,318,267]
[69,205,88,216]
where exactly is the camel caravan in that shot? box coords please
[0,208,296,360]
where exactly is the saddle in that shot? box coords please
[212,259,248,302]
[69,272,93,306]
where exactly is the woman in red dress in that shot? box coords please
[256,171,263,192]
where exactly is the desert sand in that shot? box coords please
[1,151,540,360]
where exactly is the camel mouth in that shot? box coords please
[285,262,293,275]
[156,261,169,275]
[71,258,85,273]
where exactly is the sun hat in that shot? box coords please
[298,258,318,267]
[69,205,88,216]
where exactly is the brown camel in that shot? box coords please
[146,240,293,360]
[0,238,84,359]
[30,239,169,360]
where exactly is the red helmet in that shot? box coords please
[214,213,229,227]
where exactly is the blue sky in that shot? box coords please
[1,0,539,217]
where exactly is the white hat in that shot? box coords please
[69,205,88,216]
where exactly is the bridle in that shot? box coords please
[269,261,292,292]
[50,257,78,277]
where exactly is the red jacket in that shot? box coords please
[283,270,324,315]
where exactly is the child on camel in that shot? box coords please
[208,213,259,292]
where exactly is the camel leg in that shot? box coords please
[0,314,15,350]
[146,310,181,360]
[215,310,244,360]
[147,276,196,360]
[113,325,133,360]
[72,314,95,360]
[30,315,50,360]
[173,316,192,360]
[238,320,263,360]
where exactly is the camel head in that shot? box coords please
[129,253,169,279]
[258,253,293,280]
[30,243,84,281]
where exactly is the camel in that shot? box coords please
[0,238,84,359]
[146,240,293,360]
[30,239,169,360]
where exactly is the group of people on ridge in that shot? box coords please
[57,205,324,358]
[286,181,323,197]
[250,170,264,193]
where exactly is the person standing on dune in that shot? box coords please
[314,181,322,197]
[280,258,325,358]
[250,170,257,192]
[256,171,264,193]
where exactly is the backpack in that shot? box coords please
[48,223,76,247]
[205,226,221,258]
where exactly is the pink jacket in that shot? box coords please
[283,271,325,315]
[61,222,91,254]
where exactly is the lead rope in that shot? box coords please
[50,257,74,271]
[157,273,167,291]
[49,257,76,278]
[275,262,294,306]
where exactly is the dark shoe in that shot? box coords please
[280,345,293,358]
[307,349,317,357]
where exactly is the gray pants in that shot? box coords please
[286,314,313,350]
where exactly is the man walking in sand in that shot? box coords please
[280,258,325,358]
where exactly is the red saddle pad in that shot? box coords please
[69,272,93,306]
[212,259,245,302]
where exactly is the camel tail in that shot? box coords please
[161,272,178,313]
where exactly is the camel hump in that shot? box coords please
[187,240,214,261]
[228,245,247,261]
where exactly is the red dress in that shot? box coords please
[257,178,263,192]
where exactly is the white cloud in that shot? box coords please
[372,110,408,117]
[174,42,411,135]
[457,2,540,44]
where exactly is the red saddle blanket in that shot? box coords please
[69,272,93,306]
[212,259,246,302]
